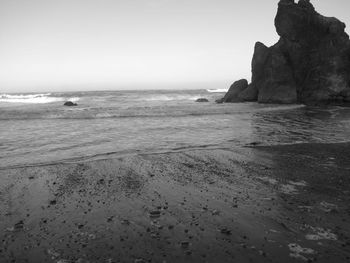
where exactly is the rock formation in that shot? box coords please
[221,0,350,105]
[216,79,248,103]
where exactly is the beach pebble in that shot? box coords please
[6,221,24,232]
[181,241,190,248]
[220,228,232,235]
[320,201,338,213]
[288,243,315,261]
[149,210,161,218]
[212,210,220,215]
[47,248,60,258]
[121,219,130,225]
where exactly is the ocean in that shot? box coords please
[1,89,350,169]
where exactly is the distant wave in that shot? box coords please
[0,93,80,104]
[207,89,228,93]
[143,95,203,101]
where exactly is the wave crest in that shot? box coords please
[0,93,80,104]
[207,89,228,93]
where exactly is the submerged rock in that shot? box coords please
[223,0,350,105]
[195,98,209,102]
[64,101,78,106]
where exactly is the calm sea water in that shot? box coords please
[1,89,350,169]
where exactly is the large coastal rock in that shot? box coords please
[218,79,248,103]
[222,0,350,105]
[236,42,269,102]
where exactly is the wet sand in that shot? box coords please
[0,143,350,262]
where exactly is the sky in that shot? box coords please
[0,0,349,93]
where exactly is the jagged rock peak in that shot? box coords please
[275,0,348,42]
[278,0,294,5]
[298,0,314,10]
[278,0,313,8]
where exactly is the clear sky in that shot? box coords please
[0,0,349,92]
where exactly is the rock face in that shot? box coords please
[222,0,350,105]
[64,101,78,106]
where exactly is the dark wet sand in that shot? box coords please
[0,143,350,263]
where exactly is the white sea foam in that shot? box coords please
[0,93,51,99]
[257,104,306,112]
[207,89,228,93]
[0,93,80,104]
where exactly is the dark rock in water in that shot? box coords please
[195,98,209,102]
[224,0,350,105]
[215,98,225,104]
[219,79,248,103]
[64,101,78,106]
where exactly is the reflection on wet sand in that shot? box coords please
[250,142,350,262]
[249,106,350,146]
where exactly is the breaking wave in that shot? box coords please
[0,93,80,104]
[207,89,228,93]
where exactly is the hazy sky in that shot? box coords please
[0,0,349,92]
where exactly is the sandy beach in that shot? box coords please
[1,142,349,263]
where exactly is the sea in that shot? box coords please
[1,89,350,169]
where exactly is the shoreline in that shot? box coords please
[2,138,348,171]
[0,142,349,262]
